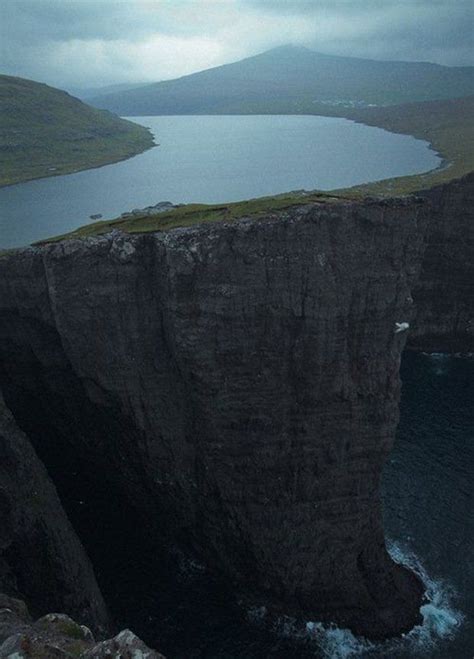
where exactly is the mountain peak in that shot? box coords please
[255,44,316,59]
[87,46,474,116]
[266,44,312,53]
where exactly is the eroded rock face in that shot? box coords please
[410,173,474,352]
[0,394,110,635]
[0,177,472,638]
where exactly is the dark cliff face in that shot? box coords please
[0,393,110,633]
[409,173,474,352]
[0,178,472,639]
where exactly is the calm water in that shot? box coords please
[0,115,440,249]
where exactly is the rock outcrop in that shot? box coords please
[0,594,165,658]
[0,394,110,634]
[0,174,472,639]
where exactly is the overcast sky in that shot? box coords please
[1,0,473,90]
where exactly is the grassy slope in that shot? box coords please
[0,75,155,187]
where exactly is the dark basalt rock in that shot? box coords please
[0,174,472,639]
[409,174,474,353]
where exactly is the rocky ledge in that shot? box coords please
[0,594,165,658]
[0,174,472,640]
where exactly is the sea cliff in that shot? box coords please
[0,174,472,639]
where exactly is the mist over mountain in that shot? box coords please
[87,46,474,116]
[68,82,152,102]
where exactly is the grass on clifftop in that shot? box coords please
[36,193,343,244]
[0,75,155,187]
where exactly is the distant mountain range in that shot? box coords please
[87,45,474,116]
[0,75,154,186]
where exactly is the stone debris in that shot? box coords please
[82,629,166,658]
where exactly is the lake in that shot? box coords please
[0,114,440,249]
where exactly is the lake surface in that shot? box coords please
[0,114,440,249]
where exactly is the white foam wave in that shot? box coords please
[305,622,372,658]
[385,541,463,650]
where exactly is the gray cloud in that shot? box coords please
[1,0,472,90]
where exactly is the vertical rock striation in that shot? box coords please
[410,172,474,352]
[0,176,472,638]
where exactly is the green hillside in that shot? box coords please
[88,45,474,116]
[0,75,155,187]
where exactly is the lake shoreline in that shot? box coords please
[0,139,157,190]
[0,115,440,249]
